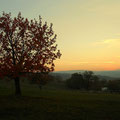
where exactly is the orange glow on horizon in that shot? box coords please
[1,0,120,72]
[54,59,120,71]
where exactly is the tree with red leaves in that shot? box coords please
[0,12,61,96]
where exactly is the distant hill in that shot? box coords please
[94,70,120,78]
[52,70,120,80]
[50,73,71,80]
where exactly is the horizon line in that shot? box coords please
[54,69,120,72]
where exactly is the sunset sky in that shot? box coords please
[1,0,120,71]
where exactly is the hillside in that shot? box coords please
[53,70,120,80]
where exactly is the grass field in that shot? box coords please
[0,80,120,120]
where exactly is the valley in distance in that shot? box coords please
[52,69,120,80]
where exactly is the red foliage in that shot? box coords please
[0,12,61,78]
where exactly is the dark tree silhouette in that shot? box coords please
[83,71,94,90]
[66,71,102,91]
[29,72,52,89]
[0,12,61,96]
[66,73,84,89]
[108,80,120,92]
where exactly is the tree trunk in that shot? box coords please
[14,77,21,96]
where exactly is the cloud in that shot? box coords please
[93,39,120,47]
[103,61,114,64]
[71,61,115,65]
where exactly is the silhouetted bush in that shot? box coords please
[29,73,53,89]
[108,80,120,92]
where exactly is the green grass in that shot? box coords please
[0,80,120,120]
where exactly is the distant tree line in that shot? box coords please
[24,71,120,92]
[66,71,120,92]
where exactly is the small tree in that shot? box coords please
[66,73,84,89]
[0,12,61,96]
[90,75,101,91]
[83,71,94,90]
[29,72,52,89]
